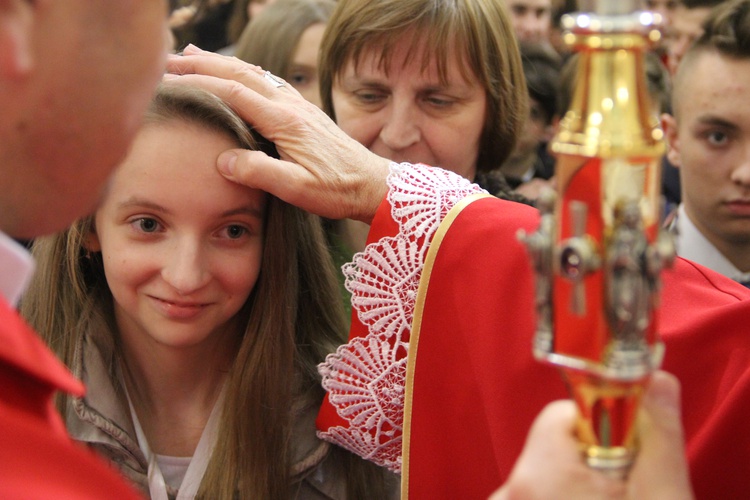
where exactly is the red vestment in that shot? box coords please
[317,164,750,499]
[0,297,143,499]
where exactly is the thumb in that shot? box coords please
[217,148,339,218]
[491,400,624,500]
[629,371,694,500]
[217,149,272,189]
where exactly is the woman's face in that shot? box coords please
[89,120,266,354]
[287,22,327,109]
[331,36,487,180]
[248,0,277,21]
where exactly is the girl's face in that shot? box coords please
[331,34,487,181]
[89,120,266,353]
[248,0,277,20]
[287,22,327,109]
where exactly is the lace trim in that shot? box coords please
[317,163,484,473]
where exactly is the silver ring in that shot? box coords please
[263,70,285,88]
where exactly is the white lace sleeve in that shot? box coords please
[317,163,485,473]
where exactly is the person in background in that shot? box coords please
[234,0,336,109]
[172,0,236,52]
[171,0,279,54]
[663,0,750,284]
[318,0,530,254]
[504,0,555,47]
[501,42,562,201]
[0,1,169,498]
[665,0,728,75]
[222,0,280,54]
[641,0,680,26]
[640,0,680,63]
[549,0,579,60]
[22,84,396,499]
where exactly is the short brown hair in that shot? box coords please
[692,0,750,57]
[319,0,528,173]
[674,0,750,111]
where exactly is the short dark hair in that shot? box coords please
[672,0,750,114]
[691,0,750,57]
[682,0,728,9]
[519,42,562,125]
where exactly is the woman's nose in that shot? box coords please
[378,100,422,151]
[160,238,211,295]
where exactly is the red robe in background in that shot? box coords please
[316,163,750,499]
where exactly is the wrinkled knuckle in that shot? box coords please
[283,112,309,133]
[233,64,256,81]
[224,79,248,102]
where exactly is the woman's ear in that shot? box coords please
[83,224,102,253]
[0,0,35,80]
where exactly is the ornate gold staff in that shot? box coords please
[519,0,675,477]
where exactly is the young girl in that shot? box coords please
[21,85,394,499]
[234,0,336,109]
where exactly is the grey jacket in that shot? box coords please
[65,320,367,499]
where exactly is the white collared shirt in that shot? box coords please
[0,232,35,306]
[675,204,750,283]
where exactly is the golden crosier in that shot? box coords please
[519,1,675,477]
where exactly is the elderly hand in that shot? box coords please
[165,45,390,224]
[490,371,693,500]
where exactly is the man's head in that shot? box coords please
[666,0,727,74]
[504,0,553,45]
[504,43,560,170]
[0,1,170,239]
[664,0,750,260]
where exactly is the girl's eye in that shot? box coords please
[225,225,248,239]
[135,218,160,233]
[289,73,310,86]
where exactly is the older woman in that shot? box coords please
[318,0,532,253]
[320,0,528,195]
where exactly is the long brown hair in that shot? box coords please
[234,0,336,81]
[21,84,390,499]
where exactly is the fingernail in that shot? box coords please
[218,151,237,176]
[184,44,203,53]
[162,73,179,81]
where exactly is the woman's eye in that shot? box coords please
[425,95,454,108]
[288,70,312,87]
[354,90,386,105]
[289,73,309,86]
[135,218,160,233]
